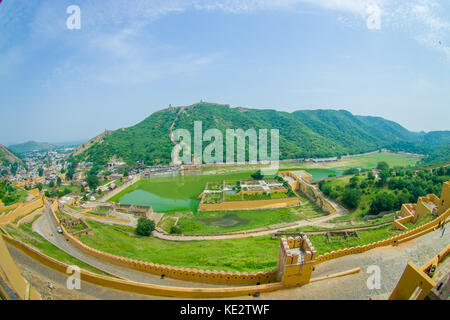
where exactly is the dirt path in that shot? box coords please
[152,210,348,241]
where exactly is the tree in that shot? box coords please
[368,172,375,180]
[349,176,360,188]
[66,167,75,180]
[49,180,55,188]
[369,192,397,215]
[360,180,368,189]
[38,167,44,177]
[377,161,389,171]
[378,169,391,186]
[56,177,62,186]
[343,168,359,175]
[86,174,99,190]
[251,170,263,180]
[135,218,155,236]
[342,188,362,209]
[36,183,43,191]
[10,163,19,175]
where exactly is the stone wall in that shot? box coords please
[315,208,450,264]
[48,200,278,285]
[280,171,340,216]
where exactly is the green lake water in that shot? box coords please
[112,168,341,212]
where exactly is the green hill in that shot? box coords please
[8,141,55,154]
[69,103,450,167]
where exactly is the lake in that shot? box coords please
[109,169,341,212]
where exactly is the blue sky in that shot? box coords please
[0,0,449,146]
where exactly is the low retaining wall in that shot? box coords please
[315,208,450,264]
[3,234,284,298]
[280,171,341,216]
[0,197,44,226]
[48,201,278,285]
[0,203,20,213]
[98,175,141,202]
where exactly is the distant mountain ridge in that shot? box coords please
[8,141,55,154]
[69,102,450,167]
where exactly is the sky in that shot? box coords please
[0,0,449,146]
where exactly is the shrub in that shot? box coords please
[170,225,182,234]
[135,218,155,236]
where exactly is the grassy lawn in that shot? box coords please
[308,225,398,255]
[158,216,177,232]
[280,151,421,171]
[92,207,109,215]
[161,200,324,235]
[224,194,242,201]
[77,215,424,272]
[66,204,83,212]
[202,193,222,204]
[80,220,280,272]
[3,217,111,276]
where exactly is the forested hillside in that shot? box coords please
[8,141,54,154]
[69,103,450,167]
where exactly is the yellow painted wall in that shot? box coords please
[389,262,436,300]
[4,234,286,298]
[280,171,339,216]
[48,201,279,285]
[316,207,450,264]
[0,197,44,226]
[0,235,41,300]
[438,181,450,215]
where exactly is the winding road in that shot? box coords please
[32,204,227,288]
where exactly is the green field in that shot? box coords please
[280,151,421,171]
[76,218,418,272]
[80,221,280,272]
[159,199,324,235]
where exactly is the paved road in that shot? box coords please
[33,204,227,288]
[7,244,173,300]
[255,227,450,300]
[9,225,449,300]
